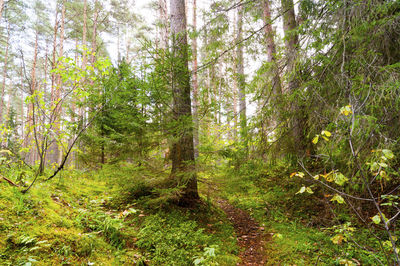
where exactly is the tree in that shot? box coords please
[191,0,199,159]
[169,0,198,205]
[281,0,307,156]
[236,4,247,149]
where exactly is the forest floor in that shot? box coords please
[1,163,375,265]
[216,198,269,265]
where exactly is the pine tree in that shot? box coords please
[170,0,198,205]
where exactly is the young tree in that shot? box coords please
[169,0,198,205]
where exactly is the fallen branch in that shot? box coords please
[0,175,19,187]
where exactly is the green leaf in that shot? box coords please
[306,187,314,194]
[370,162,379,171]
[330,194,345,204]
[296,186,306,194]
[333,173,348,186]
[378,162,388,168]
[382,149,394,159]
[371,215,381,224]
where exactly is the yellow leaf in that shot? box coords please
[312,135,319,144]
[290,172,297,178]
[321,130,332,137]
[331,234,344,245]
[340,105,352,116]
[296,172,305,178]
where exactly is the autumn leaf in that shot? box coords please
[330,194,345,204]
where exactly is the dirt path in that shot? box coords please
[216,199,268,265]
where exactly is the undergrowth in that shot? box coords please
[0,162,241,265]
[213,158,392,265]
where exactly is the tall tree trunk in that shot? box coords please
[82,0,87,70]
[49,5,58,166]
[80,0,88,134]
[51,9,58,105]
[158,0,169,49]
[170,0,198,205]
[281,0,306,155]
[91,0,98,66]
[232,12,238,140]
[53,0,65,164]
[236,4,247,145]
[0,22,9,125]
[262,0,282,131]
[191,0,199,159]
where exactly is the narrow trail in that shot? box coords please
[216,199,268,265]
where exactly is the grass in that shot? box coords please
[0,164,241,265]
[0,170,143,265]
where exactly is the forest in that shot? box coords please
[0,0,399,265]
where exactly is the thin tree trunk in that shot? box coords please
[236,4,247,144]
[91,0,98,66]
[191,0,199,159]
[0,22,9,125]
[54,0,65,164]
[0,0,4,21]
[20,64,24,138]
[51,9,58,104]
[82,0,87,70]
[27,32,39,165]
[232,11,238,140]
[170,0,198,205]
[80,0,88,135]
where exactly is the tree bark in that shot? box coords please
[91,0,98,66]
[82,0,87,70]
[0,22,9,125]
[170,0,199,205]
[54,0,65,164]
[158,0,169,49]
[191,0,199,159]
[262,0,282,133]
[236,4,247,145]
[281,0,306,155]
[263,0,282,97]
